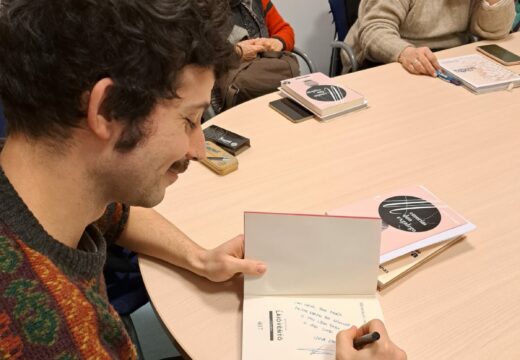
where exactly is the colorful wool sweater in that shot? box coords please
[0,166,137,359]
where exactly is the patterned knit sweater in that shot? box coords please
[0,166,137,359]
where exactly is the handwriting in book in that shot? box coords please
[293,302,351,337]
[296,346,335,356]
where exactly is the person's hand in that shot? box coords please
[398,46,441,77]
[250,37,284,52]
[236,39,267,61]
[196,234,267,282]
[336,319,406,360]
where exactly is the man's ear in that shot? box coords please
[86,78,117,141]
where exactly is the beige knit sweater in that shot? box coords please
[341,0,515,73]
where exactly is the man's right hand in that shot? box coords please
[336,319,407,360]
[398,46,441,77]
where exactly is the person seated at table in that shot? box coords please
[211,0,299,112]
[341,0,515,76]
[230,0,295,59]
[0,0,267,358]
[337,319,407,360]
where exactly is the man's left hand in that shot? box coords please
[196,235,267,282]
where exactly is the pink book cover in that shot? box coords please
[281,72,365,115]
[327,186,476,263]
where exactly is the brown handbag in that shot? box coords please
[219,51,300,111]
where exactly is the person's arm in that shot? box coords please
[470,0,515,40]
[115,206,266,282]
[262,0,294,51]
[355,0,412,64]
[336,319,407,360]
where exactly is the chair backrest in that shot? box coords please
[328,0,362,76]
[0,102,6,138]
[329,0,361,42]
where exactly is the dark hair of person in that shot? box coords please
[0,0,238,151]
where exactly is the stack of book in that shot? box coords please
[327,186,476,290]
[280,72,368,120]
[438,54,520,94]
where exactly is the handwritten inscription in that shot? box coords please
[294,302,351,338]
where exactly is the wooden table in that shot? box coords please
[140,34,520,360]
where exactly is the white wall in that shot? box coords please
[274,0,335,74]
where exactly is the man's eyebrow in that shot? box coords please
[183,101,211,112]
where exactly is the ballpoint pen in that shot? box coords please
[435,70,462,86]
[353,331,380,350]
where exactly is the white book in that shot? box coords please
[242,212,383,360]
[439,54,520,93]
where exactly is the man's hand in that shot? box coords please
[336,319,407,360]
[398,46,441,77]
[196,235,267,282]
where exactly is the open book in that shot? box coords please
[242,212,383,360]
[280,72,367,119]
[327,186,476,263]
[438,54,520,94]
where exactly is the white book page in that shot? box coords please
[244,212,381,296]
[439,54,520,88]
[380,222,476,263]
[242,295,383,360]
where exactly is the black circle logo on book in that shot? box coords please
[306,85,346,102]
[378,195,441,232]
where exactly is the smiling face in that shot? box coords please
[97,65,213,208]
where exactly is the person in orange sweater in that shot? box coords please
[229,0,295,60]
[209,0,299,112]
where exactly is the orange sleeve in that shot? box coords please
[262,0,295,51]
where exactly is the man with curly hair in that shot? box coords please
[0,0,405,358]
[0,0,266,357]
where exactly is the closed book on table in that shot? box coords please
[439,54,520,94]
[280,72,367,119]
[327,185,476,264]
[377,235,464,290]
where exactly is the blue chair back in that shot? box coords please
[328,0,362,76]
[328,0,360,42]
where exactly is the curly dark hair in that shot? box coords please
[0,0,237,150]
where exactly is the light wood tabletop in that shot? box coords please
[139,33,520,360]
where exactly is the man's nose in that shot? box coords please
[186,127,206,161]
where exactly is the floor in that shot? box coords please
[130,302,182,359]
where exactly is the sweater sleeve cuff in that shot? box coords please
[481,0,507,9]
[369,38,413,63]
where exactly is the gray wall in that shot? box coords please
[274,0,335,74]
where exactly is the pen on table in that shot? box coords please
[435,70,462,86]
[353,331,380,350]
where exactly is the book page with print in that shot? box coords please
[242,295,383,360]
[439,54,520,88]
